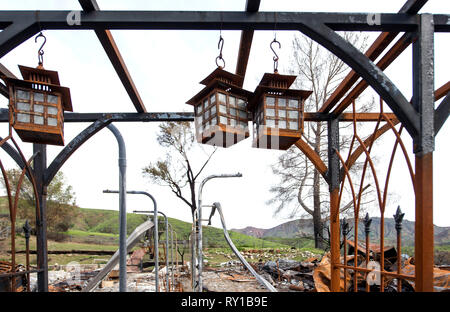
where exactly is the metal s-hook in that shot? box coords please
[270,37,281,73]
[215,35,225,69]
[35,32,46,66]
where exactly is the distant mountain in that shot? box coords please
[232,218,450,246]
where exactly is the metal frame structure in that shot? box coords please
[0,0,448,292]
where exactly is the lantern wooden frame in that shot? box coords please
[249,73,312,150]
[187,67,253,147]
[3,65,72,146]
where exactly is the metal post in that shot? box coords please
[104,190,160,291]
[23,220,31,292]
[327,117,341,292]
[412,13,435,292]
[133,209,170,292]
[363,213,372,292]
[33,143,48,292]
[168,223,175,291]
[106,124,127,292]
[196,173,242,292]
[393,206,404,292]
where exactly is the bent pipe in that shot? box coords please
[105,123,127,292]
[196,173,242,292]
[211,202,277,292]
[122,190,159,292]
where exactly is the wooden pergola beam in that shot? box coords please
[79,0,147,113]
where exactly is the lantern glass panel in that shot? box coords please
[237,99,246,109]
[288,111,299,119]
[211,117,217,126]
[48,117,58,126]
[266,119,276,128]
[204,109,210,119]
[289,121,298,130]
[34,104,44,113]
[230,118,237,126]
[203,99,207,111]
[17,102,30,111]
[219,116,228,124]
[16,90,30,100]
[266,96,276,106]
[266,108,275,117]
[278,98,286,107]
[34,115,44,125]
[211,105,216,115]
[279,109,286,118]
[210,94,216,105]
[219,104,227,114]
[229,107,237,116]
[218,93,226,104]
[238,110,247,119]
[239,121,248,129]
[34,92,44,102]
[17,113,30,123]
[197,104,202,115]
[229,96,236,106]
[47,94,58,104]
[279,120,287,129]
[288,99,299,108]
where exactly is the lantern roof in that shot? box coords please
[2,65,73,112]
[186,67,253,105]
[18,65,61,85]
[248,72,312,111]
[199,67,244,87]
[257,72,297,89]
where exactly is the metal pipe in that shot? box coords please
[103,189,160,291]
[211,202,277,292]
[133,209,170,292]
[168,223,175,291]
[196,173,242,292]
[105,123,127,292]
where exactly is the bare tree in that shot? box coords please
[142,122,216,222]
[268,33,373,249]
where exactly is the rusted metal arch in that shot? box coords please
[44,117,113,187]
[343,81,450,175]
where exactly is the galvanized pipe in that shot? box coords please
[104,190,160,292]
[134,209,170,292]
[211,202,277,292]
[196,173,242,292]
[120,190,159,291]
[105,124,127,292]
[168,223,175,291]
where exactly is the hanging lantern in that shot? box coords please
[1,33,72,146]
[248,37,312,150]
[248,73,311,150]
[186,35,253,147]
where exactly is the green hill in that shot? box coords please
[71,207,288,249]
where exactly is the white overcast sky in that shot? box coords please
[0,1,449,230]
